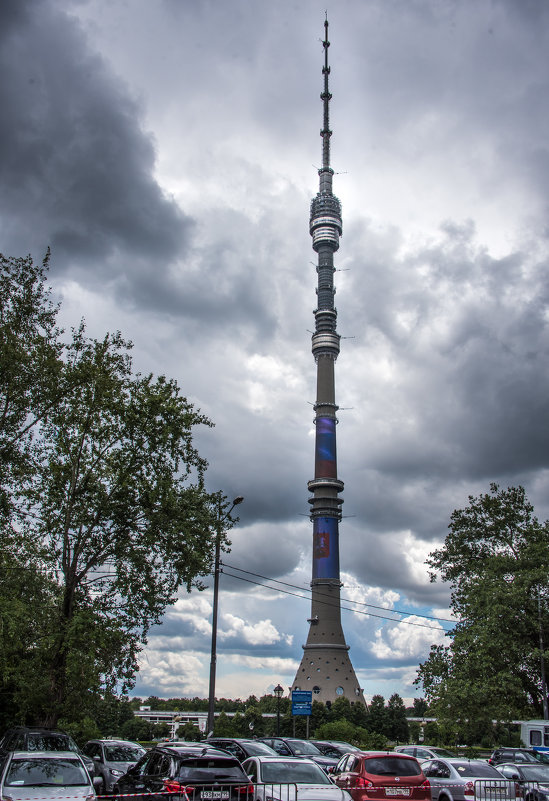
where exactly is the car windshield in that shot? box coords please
[27,735,77,753]
[364,758,422,777]
[260,761,330,784]
[104,745,145,762]
[287,741,322,755]
[176,759,247,781]
[240,743,276,756]
[431,749,455,758]
[6,758,90,787]
[453,763,502,778]
[517,765,549,781]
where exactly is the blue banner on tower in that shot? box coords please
[315,417,337,478]
[313,516,340,578]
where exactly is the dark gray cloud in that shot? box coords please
[0,0,190,276]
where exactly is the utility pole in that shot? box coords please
[206,495,244,737]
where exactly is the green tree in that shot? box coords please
[366,695,387,735]
[386,693,409,743]
[0,251,62,520]
[176,722,201,741]
[243,704,264,737]
[210,710,235,737]
[416,484,549,726]
[0,253,234,729]
[410,698,428,717]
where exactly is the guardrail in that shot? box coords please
[10,778,545,801]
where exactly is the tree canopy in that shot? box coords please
[0,252,233,727]
[416,483,549,728]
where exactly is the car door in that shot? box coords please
[142,752,174,800]
[117,751,161,801]
[331,753,350,787]
[423,760,452,801]
[333,754,360,796]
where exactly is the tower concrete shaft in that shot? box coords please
[291,18,365,707]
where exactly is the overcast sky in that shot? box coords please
[2,0,549,706]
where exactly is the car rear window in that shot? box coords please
[454,763,502,778]
[27,734,71,752]
[177,758,247,781]
[261,761,330,784]
[363,758,422,777]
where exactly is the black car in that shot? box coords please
[205,739,278,761]
[257,738,338,772]
[113,744,254,801]
[0,727,96,777]
[488,748,547,766]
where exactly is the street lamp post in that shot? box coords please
[274,684,284,736]
[207,495,244,737]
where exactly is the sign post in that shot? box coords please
[291,690,312,738]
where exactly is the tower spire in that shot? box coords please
[291,17,365,707]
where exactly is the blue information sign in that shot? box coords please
[291,690,312,716]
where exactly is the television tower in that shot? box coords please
[291,18,365,707]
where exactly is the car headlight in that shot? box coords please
[110,769,124,777]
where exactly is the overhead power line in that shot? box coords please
[221,561,455,632]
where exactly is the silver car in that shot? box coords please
[0,750,98,801]
[394,746,456,761]
[241,755,352,801]
[422,758,517,801]
[82,739,146,794]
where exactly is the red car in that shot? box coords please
[331,751,431,801]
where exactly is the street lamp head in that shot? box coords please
[233,496,244,506]
[274,684,284,697]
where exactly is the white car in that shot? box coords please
[241,756,353,801]
[0,750,99,801]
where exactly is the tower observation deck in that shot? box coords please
[291,19,365,707]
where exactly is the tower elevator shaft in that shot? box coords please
[291,19,364,707]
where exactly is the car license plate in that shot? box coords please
[385,789,410,797]
[201,792,230,800]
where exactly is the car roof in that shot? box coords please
[89,739,141,745]
[435,758,496,768]
[245,756,319,763]
[157,744,235,756]
[358,751,416,758]
[10,750,83,759]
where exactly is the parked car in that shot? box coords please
[497,762,549,801]
[206,739,278,761]
[258,739,338,772]
[394,746,456,761]
[112,743,254,801]
[421,758,517,801]
[489,749,548,766]
[311,742,361,758]
[0,727,96,777]
[241,755,352,801]
[331,751,431,801]
[82,739,146,794]
[0,750,100,801]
